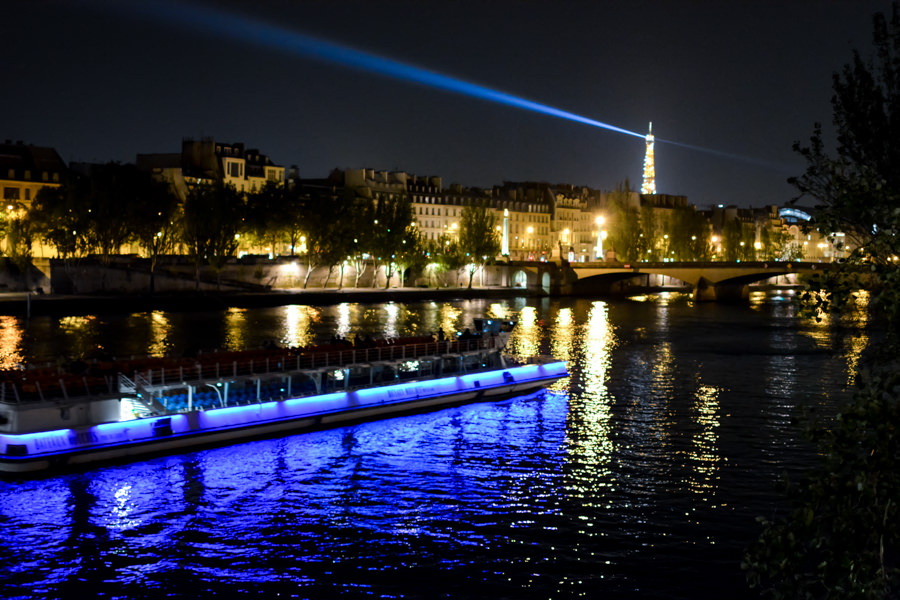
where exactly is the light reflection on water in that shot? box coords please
[0,315,24,369]
[145,311,171,357]
[0,293,868,599]
[223,307,248,350]
[281,304,317,348]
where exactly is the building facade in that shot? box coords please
[137,138,285,200]
[0,141,66,209]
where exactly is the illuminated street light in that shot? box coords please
[595,216,606,260]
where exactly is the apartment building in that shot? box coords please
[137,138,285,199]
[0,141,66,209]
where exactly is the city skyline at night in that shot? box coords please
[2,1,888,208]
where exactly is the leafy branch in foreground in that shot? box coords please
[745,4,900,598]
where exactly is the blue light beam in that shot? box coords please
[116,0,646,140]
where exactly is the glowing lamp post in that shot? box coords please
[526,226,534,260]
[595,216,605,261]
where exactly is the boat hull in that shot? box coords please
[0,361,567,474]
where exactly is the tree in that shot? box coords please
[245,182,287,256]
[297,188,336,288]
[181,181,244,289]
[319,190,359,289]
[0,202,33,272]
[640,204,660,261]
[346,194,376,288]
[370,194,413,289]
[745,5,900,598]
[604,180,643,262]
[126,172,180,293]
[30,179,91,260]
[722,218,744,262]
[668,206,711,261]
[434,233,466,286]
[458,203,501,288]
[82,163,140,261]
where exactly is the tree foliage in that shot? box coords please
[181,181,244,288]
[667,206,711,261]
[124,170,179,293]
[30,179,91,259]
[458,203,500,288]
[604,180,642,262]
[370,194,413,289]
[745,5,900,598]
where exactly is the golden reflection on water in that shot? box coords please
[506,306,540,359]
[438,303,462,337]
[843,291,870,385]
[336,303,352,339]
[575,302,616,458]
[0,316,24,369]
[58,315,99,358]
[550,307,574,362]
[384,303,400,338]
[565,301,617,508]
[487,302,512,321]
[798,290,869,387]
[748,290,767,309]
[282,305,318,348]
[223,307,247,350]
[687,383,721,494]
[146,311,171,357]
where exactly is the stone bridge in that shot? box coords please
[496,261,829,301]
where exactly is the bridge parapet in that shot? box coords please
[565,261,830,301]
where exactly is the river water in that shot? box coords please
[0,292,864,599]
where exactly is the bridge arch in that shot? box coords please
[562,261,823,301]
[513,270,527,288]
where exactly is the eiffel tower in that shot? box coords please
[641,122,656,195]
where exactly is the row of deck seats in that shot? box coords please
[160,381,294,412]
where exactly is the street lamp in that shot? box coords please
[595,216,605,260]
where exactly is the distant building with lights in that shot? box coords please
[344,168,463,243]
[551,185,591,262]
[490,183,554,261]
[0,140,66,209]
[0,141,67,259]
[137,138,285,200]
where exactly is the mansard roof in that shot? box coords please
[0,141,67,180]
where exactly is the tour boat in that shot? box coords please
[0,319,567,474]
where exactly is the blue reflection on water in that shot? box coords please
[0,295,860,599]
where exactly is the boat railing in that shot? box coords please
[0,334,504,404]
[136,335,500,387]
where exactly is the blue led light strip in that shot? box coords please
[0,362,568,463]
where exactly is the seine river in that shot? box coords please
[0,292,863,599]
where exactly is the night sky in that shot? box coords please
[3,0,889,208]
